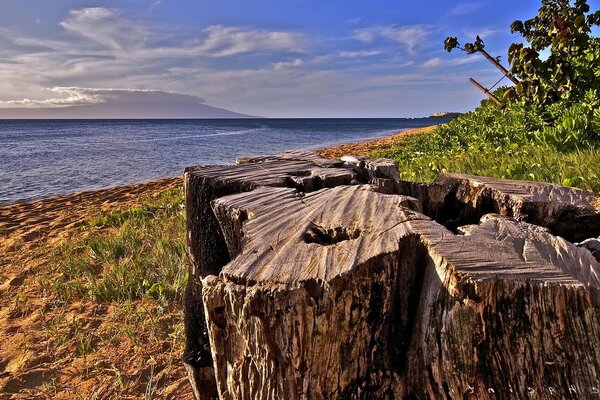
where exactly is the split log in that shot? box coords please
[404,173,600,242]
[413,214,600,398]
[202,185,433,399]
[199,186,600,399]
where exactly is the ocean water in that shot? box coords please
[0,118,448,205]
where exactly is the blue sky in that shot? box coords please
[0,0,598,117]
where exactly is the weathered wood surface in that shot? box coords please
[182,151,404,399]
[580,237,600,262]
[418,173,600,242]
[184,152,600,399]
[415,214,600,398]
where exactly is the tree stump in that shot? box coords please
[184,153,600,399]
[182,151,401,399]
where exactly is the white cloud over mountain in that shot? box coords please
[0,87,206,108]
[0,87,251,118]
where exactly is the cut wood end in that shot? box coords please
[216,185,429,284]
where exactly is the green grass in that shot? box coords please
[371,92,600,193]
[44,187,188,305]
[373,138,600,192]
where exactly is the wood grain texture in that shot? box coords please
[414,215,600,398]
[201,188,600,399]
[425,173,600,242]
[182,152,406,399]
[184,153,600,399]
[214,185,422,284]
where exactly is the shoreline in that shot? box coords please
[315,125,436,159]
[0,124,438,205]
[0,124,438,253]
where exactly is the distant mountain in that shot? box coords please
[0,88,256,119]
[0,102,255,119]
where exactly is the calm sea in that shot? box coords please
[0,118,447,205]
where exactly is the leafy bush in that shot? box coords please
[372,86,600,191]
[443,0,600,155]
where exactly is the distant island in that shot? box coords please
[0,103,255,119]
[0,88,256,119]
[428,111,462,118]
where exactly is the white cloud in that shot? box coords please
[422,57,443,68]
[353,25,428,53]
[463,27,500,40]
[59,8,149,52]
[447,2,489,16]
[0,6,311,106]
[195,25,304,57]
[354,29,376,43]
[272,58,304,70]
[337,50,381,58]
[0,87,205,108]
[422,56,481,68]
[0,6,496,117]
[56,8,303,58]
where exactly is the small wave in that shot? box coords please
[0,127,264,147]
[113,127,263,144]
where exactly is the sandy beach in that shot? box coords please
[0,125,436,259]
[0,124,436,399]
[314,125,435,159]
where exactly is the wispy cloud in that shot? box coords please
[0,87,205,108]
[447,2,489,16]
[0,5,499,117]
[346,18,362,25]
[0,6,310,104]
[57,7,304,57]
[59,8,149,52]
[422,57,443,68]
[422,56,481,68]
[272,58,304,70]
[338,50,381,58]
[353,25,428,54]
[194,25,304,57]
[462,27,500,40]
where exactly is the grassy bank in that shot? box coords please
[373,95,600,192]
[0,187,191,398]
[50,188,187,304]
[373,132,600,192]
